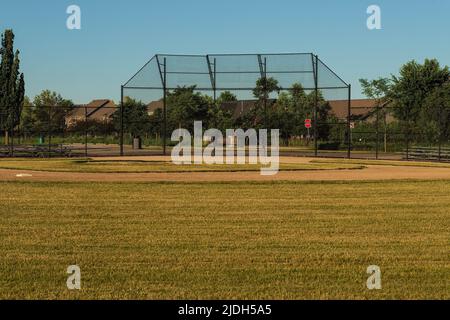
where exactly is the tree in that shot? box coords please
[423,83,450,143]
[270,93,296,144]
[18,96,34,140]
[113,97,150,142]
[390,59,450,123]
[253,77,280,101]
[146,88,235,141]
[148,108,163,139]
[316,96,332,141]
[252,77,280,128]
[217,91,237,104]
[290,83,309,116]
[270,83,332,144]
[360,78,390,100]
[207,91,235,132]
[359,77,391,152]
[166,86,210,133]
[32,90,74,137]
[0,29,25,145]
[208,105,233,133]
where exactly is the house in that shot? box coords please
[65,99,116,127]
[328,99,376,119]
[143,98,388,122]
[328,99,394,123]
[220,99,384,121]
[147,100,163,116]
[221,98,390,123]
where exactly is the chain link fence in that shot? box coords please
[1,54,448,162]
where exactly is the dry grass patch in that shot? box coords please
[0,180,448,299]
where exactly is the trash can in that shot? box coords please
[133,137,142,150]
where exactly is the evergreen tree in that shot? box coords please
[0,29,25,144]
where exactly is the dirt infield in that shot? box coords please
[1,156,450,182]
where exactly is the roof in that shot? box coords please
[147,100,163,114]
[145,98,379,120]
[328,99,378,119]
[67,99,116,120]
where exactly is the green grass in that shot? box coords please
[0,180,448,299]
[0,159,365,173]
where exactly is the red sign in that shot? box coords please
[305,119,312,129]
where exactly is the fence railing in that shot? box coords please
[1,103,449,161]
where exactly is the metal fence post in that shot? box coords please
[120,85,124,156]
[85,105,88,157]
[163,57,167,156]
[347,84,352,159]
[264,57,268,130]
[438,104,442,162]
[213,58,217,102]
[405,110,410,161]
[10,121,14,157]
[48,106,52,158]
[313,54,319,157]
[375,102,380,159]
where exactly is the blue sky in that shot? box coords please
[1,0,449,103]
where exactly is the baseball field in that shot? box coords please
[0,157,449,299]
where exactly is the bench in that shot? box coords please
[0,144,73,158]
[403,147,450,162]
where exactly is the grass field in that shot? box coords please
[0,179,448,299]
[0,158,364,173]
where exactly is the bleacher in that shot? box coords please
[0,144,73,158]
[404,147,450,162]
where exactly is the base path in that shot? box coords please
[1,157,450,182]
